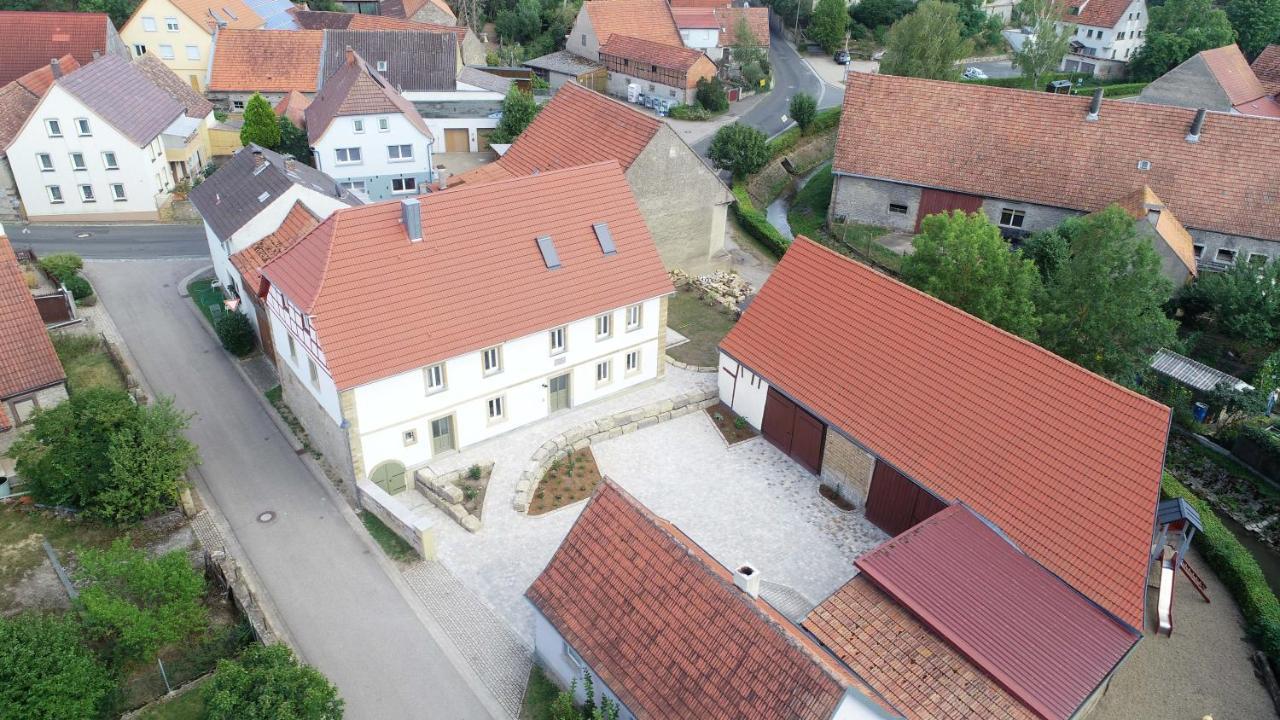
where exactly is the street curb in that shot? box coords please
[177,264,213,297]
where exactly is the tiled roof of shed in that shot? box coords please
[599,34,708,74]
[209,29,324,92]
[1114,185,1197,277]
[14,54,79,96]
[0,232,65,400]
[262,162,672,390]
[672,7,719,28]
[1252,44,1280,95]
[522,49,603,76]
[720,238,1171,630]
[528,481,888,719]
[274,89,311,127]
[0,11,112,85]
[834,73,1280,243]
[230,200,320,297]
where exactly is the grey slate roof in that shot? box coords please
[523,50,603,76]
[456,66,513,94]
[189,144,360,241]
[58,54,183,147]
[133,55,215,120]
[1156,497,1203,532]
[1150,348,1253,393]
[319,30,456,92]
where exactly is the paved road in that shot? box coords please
[7,222,207,259]
[87,259,500,720]
[964,59,1020,79]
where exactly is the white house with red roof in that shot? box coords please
[1057,0,1147,78]
[257,162,673,492]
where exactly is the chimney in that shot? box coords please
[92,49,100,60]
[251,149,265,167]
[401,197,422,242]
[345,45,356,66]
[50,58,62,78]
[1186,108,1207,143]
[733,563,761,599]
[436,166,448,190]
[1085,88,1102,122]
[283,154,296,173]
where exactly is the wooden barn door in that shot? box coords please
[865,461,946,536]
[915,189,984,232]
[761,388,826,474]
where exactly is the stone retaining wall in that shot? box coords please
[356,481,437,559]
[513,389,718,512]
[665,355,717,373]
[414,462,493,533]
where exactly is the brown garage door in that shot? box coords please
[443,128,469,153]
[864,461,947,536]
[761,387,825,474]
[915,188,984,232]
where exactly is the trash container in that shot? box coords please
[1192,402,1209,423]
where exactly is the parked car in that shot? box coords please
[962,67,988,80]
[834,50,850,65]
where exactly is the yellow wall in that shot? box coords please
[120,0,213,91]
[209,123,243,157]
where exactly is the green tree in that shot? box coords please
[809,0,850,53]
[240,93,281,149]
[707,122,770,178]
[9,387,198,524]
[277,116,313,167]
[901,210,1043,339]
[789,92,818,133]
[78,0,140,28]
[77,538,208,665]
[489,85,541,143]
[1022,227,1070,280]
[880,1,972,80]
[216,310,257,357]
[1256,349,1280,397]
[205,644,344,720]
[495,0,542,42]
[1178,258,1280,344]
[732,16,768,68]
[1012,0,1076,88]
[1128,0,1236,80]
[696,76,729,112]
[0,613,115,720]
[1228,0,1280,58]
[850,0,915,30]
[1036,206,1180,382]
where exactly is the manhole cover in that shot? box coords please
[75,232,92,238]
[257,511,276,523]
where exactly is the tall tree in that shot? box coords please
[733,15,767,67]
[489,85,540,143]
[1228,0,1280,58]
[789,92,818,132]
[1128,0,1236,80]
[239,93,280,149]
[1035,206,1180,382]
[1011,0,1075,88]
[880,1,972,81]
[707,122,770,178]
[850,0,915,30]
[276,116,313,167]
[901,210,1043,340]
[78,0,139,28]
[809,0,851,53]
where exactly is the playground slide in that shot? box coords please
[1158,548,1175,635]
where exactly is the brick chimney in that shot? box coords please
[251,149,265,168]
[345,45,356,66]
[49,58,62,79]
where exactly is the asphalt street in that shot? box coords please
[87,259,500,720]
[7,222,208,259]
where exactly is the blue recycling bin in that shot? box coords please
[1192,402,1209,423]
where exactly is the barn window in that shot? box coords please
[888,203,908,214]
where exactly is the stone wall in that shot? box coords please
[821,431,875,503]
[513,388,718,511]
[829,174,923,232]
[746,132,836,208]
[413,462,493,533]
[280,360,356,486]
[356,480,437,559]
[656,296,669,377]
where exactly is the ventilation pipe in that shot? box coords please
[402,197,422,243]
[1186,108,1207,143]
[734,563,761,599]
[49,58,62,78]
[1086,88,1103,122]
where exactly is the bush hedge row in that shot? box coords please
[1235,423,1280,482]
[730,183,789,259]
[1161,472,1280,667]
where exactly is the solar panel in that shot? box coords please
[593,222,616,255]
[536,236,561,269]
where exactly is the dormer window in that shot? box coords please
[377,60,388,72]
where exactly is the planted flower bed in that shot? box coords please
[530,448,603,516]
[705,402,758,445]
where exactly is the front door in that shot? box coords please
[443,128,469,152]
[370,461,406,494]
[430,416,455,455]
[548,373,571,412]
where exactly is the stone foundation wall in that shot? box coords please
[513,388,718,511]
[356,481,437,559]
[821,431,875,502]
[280,362,356,486]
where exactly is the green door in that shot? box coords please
[370,461,406,494]
[549,373,571,412]
[430,416,455,455]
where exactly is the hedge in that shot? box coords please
[1235,423,1280,482]
[731,183,789,258]
[1162,472,1280,666]
[1098,82,1148,98]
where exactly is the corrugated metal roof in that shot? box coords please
[1150,347,1252,393]
[855,505,1140,720]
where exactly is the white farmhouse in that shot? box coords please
[6,54,181,221]
[257,161,673,489]
[1058,0,1148,79]
[307,48,436,200]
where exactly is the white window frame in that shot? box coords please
[596,359,612,385]
[185,44,199,60]
[626,349,640,375]
[36,153,53,171]
[74,118,91,136]
[377,116,389,132]
[352,118,364,133]
[481,346,502,376]
[595,313,612,340]
[232,99,245,111]
[424,363,446,394]
[403,429,418,446]
[287,334,298,362]
[334,147,362,165]
[549,326,566,355]
[141,16,157,32]
[110,183,126,201]
[625,303,642,331]
[376,60,388,72]
[78,184,95,202]
[487,396,505,422]
[998,208,1026,229]
[387,144,413,162]
[391,176,416,194]
[308,357,320,388]
[165,16,179,31]
[158,44,175,60]
[101,151,118,170]
[45,119,61,138]
[69,152,86,171]
[133,43,147,56]
[46,185,63,204]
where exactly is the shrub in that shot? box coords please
[39,252,83,282]
[77,537,209,665]
[63,272,93,300]
[215,310,256,357]
[0,613,115,720]
[741,60,766,88]
[205,644,343,720]
[468,464,482,481]
[695,77,729,112]
[731,183,789,258]
[789,92,817,133]
[1161,473,1280,666]
[668,103,711,121]
[708,123,770,179]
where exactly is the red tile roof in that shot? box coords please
[1061,0,1131,28]
[672,7,719,29]
[860,506,1137,719]
[1115,186,1197,277]
[0,11,114,86]
[274,89,311,127]
[720,239,1170,630]
[304,49,433,143]
[0,56,80,152]
[1199,44,1271,106]
[0,234,65,400]
[1252,44,1280,95]
[806,576,1039,720]
[14,54,80,96]
[262,162,673,390]
[670,0,730,7]
[834,73,1280,243]
[209,29,324,92]
[528,481,888,719]
[600,35,711,80]
[169,0,261,32]
[716,7,769,47]
[584,0,682,47]
[230,201,320,298]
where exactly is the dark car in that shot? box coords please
[834,50,850,65]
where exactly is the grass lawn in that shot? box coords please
[133,677,208,720]
[359,511,418,562]
[520,665,562,720]
[786,164,899,273]
[187,278,225,327]
[0,504,120,612]
[666,287,737,367]
[51,333,126,395]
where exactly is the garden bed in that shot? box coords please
[51,333,127,395]
[530,448,604,516]
[819,484,857,512]
[457,464,492,520]
[705,402,758,445]
[666,287,737,368]
[187,278,226,327]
